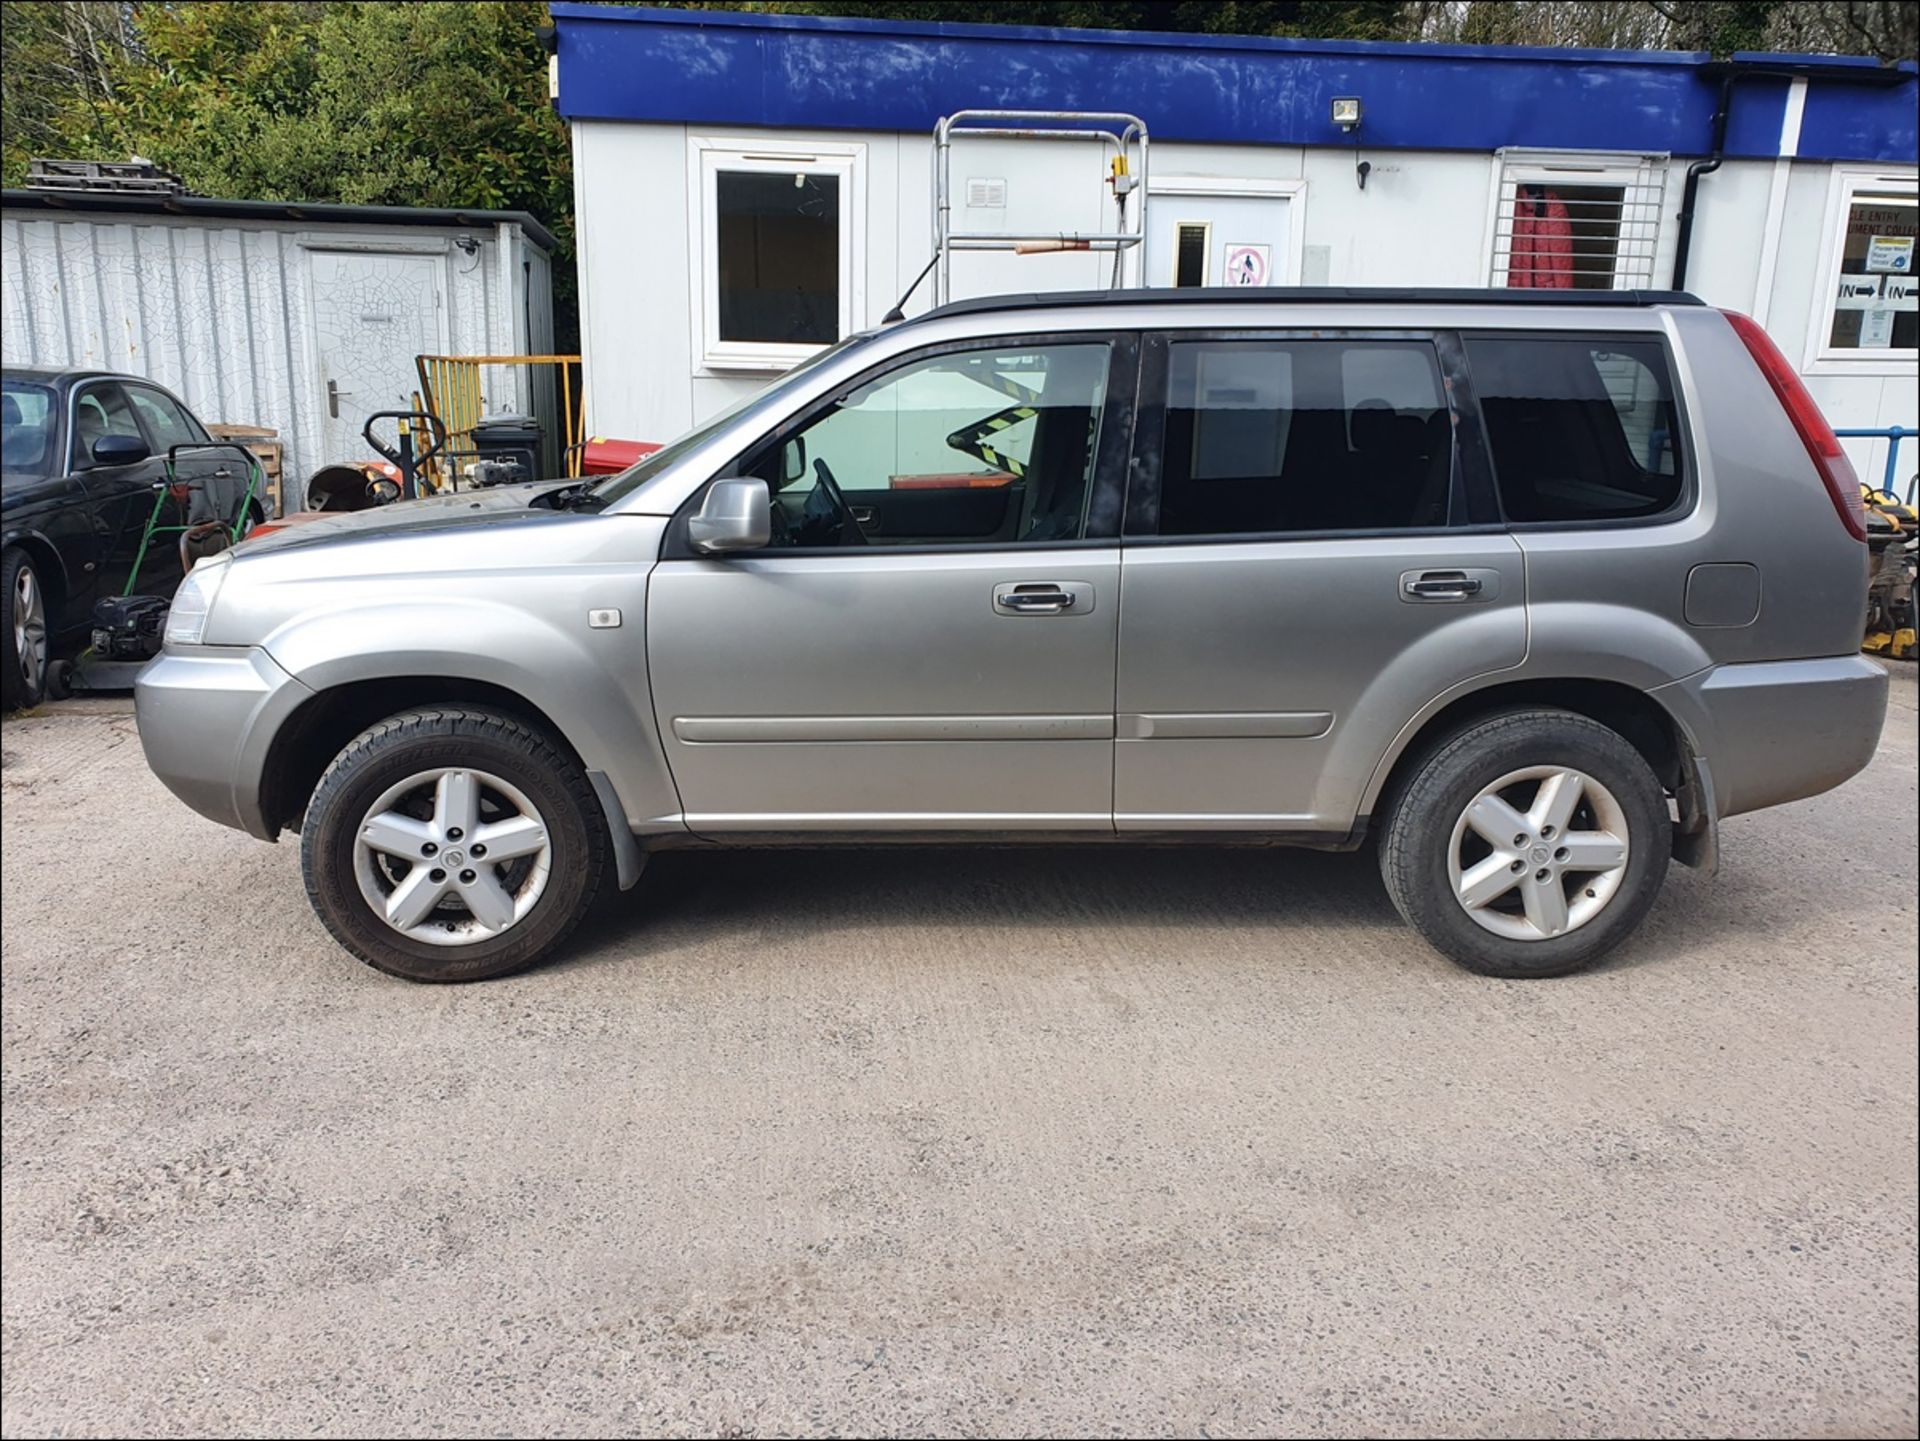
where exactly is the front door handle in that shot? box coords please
[1400,568,1498,603]
[327,378,354,419]
[994,581,1088,616]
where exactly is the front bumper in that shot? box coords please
[1655,654,1889,819]
[135,647,312,839]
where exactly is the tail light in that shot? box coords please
[1721,309,1865,542]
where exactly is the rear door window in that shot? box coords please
[1155,338,1454,536]
[1466,335,1684,523]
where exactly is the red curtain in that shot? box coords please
[1509,185,1573,289]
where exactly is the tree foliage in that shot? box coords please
[3,2,575,340]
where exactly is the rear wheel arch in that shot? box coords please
[1365,677,1694,829]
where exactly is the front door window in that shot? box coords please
[741,343,1112,548]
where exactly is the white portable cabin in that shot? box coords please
[551,4,1917,491]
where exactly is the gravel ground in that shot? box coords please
[2,671,1916,1439]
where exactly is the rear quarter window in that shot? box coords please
[1466,335,1685,524]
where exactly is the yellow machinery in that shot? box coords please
[415,354,586,486]
[1863,506,1916,660]
[1863,482,1919,532]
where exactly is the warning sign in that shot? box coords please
[1224,243,1271,287]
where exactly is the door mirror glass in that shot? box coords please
[90,433,151,466]
[689,476,772,554]
[780,436,808,485]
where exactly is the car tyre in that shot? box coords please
[1379,708,1672,978]
[301,706,609,982]
[3,546,51,712]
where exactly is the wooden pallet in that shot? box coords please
[207,423,285,517]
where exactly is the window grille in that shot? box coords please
[1490,150,1669,290]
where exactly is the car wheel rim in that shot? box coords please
[1446,765,1630,942]
[14,565,47,691]
[352,767,553,947]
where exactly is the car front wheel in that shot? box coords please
[2,546,50,712]
[301,707,609,981]
[1379,708,1672,978]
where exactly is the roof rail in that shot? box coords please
[912,285,1705,323]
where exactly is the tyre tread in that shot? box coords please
[300,705,607,982]
[1378,707,1671,979]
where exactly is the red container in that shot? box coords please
[579,437,662,475]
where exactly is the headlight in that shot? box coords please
[164,554,232,646]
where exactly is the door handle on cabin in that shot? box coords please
[326,379,354,419]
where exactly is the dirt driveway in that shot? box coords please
[2,672,1916,1438]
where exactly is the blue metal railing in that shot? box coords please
[1836,425,1915,505]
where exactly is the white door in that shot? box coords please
[1146,188,1295,289]
[309,251,444,464]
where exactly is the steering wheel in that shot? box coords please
[810,458,868,547]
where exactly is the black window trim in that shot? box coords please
[662,330,1142,560]
[1462,327,1699,534]
[1123,327,1500,547]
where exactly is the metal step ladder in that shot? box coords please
[931,110,1150,307]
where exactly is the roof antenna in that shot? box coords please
[883,252,941,323]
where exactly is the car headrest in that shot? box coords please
[0,393,18,426]
[1351,401,1425,461]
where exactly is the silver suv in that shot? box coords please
[135,289,1888,982]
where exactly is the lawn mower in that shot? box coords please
[45,441,263,695]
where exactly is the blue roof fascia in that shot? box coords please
[550,4,1918,165]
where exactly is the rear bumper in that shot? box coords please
[135,647,312,839]
[1656,654,1889,819]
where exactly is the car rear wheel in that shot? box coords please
[1379,709,1672,978]
[301,707,608,982]
[3,547,50,712]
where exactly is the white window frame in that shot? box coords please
[688,135,865,374]
[1802,164,1918,376]
[1483,149,1670,291]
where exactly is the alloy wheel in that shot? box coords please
[352,767,553,946]
[1446,765,1631,941]
[13,564,47,695]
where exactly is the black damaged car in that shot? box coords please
[2,368,262,709]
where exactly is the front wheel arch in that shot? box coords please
[1,531,70,616]
[260,676,584,838]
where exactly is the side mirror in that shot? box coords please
[91,433,150,466]
[780,436,808,486]
[689,476,771,554]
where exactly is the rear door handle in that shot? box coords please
[1401,568,1498,603]
[993,581,1093,616]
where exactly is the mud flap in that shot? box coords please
[1672,747,1719,876]
[587,769,647,892]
